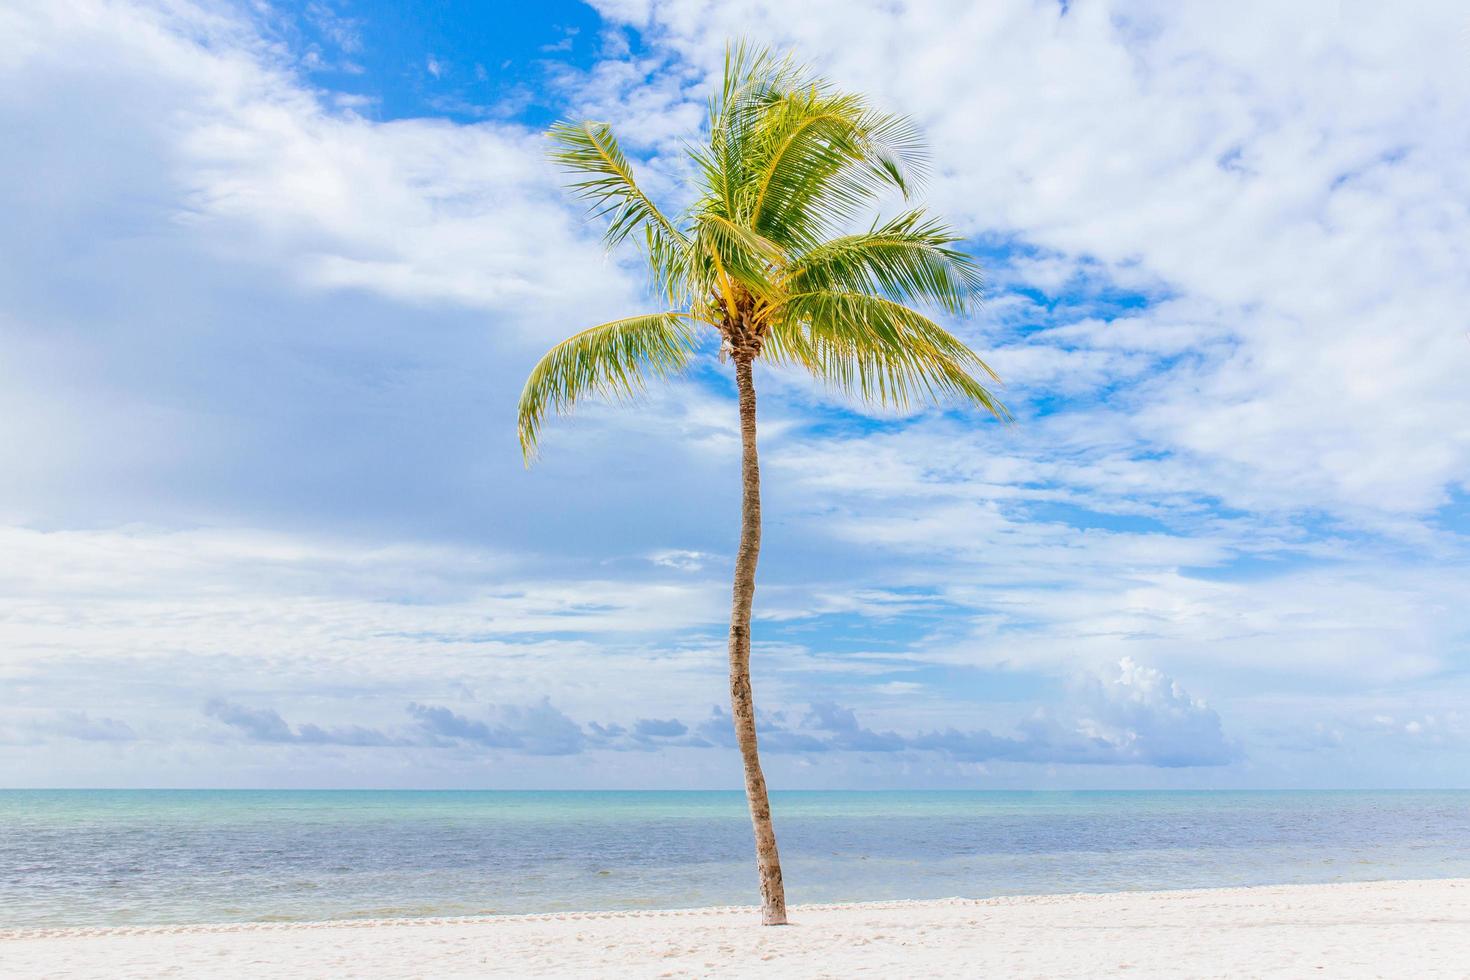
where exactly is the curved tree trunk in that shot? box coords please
[728,353,788,926]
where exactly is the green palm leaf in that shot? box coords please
[517,312,700,460]
[785,210,983,314]
[764,290,1007,417]
[528,41,1006,455]
[744,91,927,248]
[547,121,690,304]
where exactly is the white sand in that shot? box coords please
[3,879,1467,979]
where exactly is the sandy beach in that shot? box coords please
[3,878,1466,979]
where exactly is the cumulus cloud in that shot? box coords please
[1058,657,1234,766]
[633,717,688,737]
[205,699,402,746]
[591,718,714,750]
[803,702,906,753]
[205,697,595,754]
[202,696,717,757]
[66,657,1218,772]
[911,658,1234,768]
[695,660,1233,766]
[695,706,829,754]
[408,699,587,755]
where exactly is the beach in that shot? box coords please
[4,878,1467,979]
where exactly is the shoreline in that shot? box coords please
[1,876,1465,938]
[5,878,1469,977]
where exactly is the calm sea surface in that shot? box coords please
[2,790,1467,928]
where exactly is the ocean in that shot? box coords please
[3,790,1468,928]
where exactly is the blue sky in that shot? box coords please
[2,0,1469,789]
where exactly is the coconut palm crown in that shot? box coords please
[518,44,1007,926]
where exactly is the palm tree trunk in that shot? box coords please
[728,353,788,926]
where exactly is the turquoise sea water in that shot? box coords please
[2,790,1468,928]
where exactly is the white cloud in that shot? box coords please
[2,0,637,329]
[802,657,1234,767]
[3,0,1468,787]
[1054,656,1234,767]
[588,0,1470,523]
[757,419,1468,687]
[648,548,715,571]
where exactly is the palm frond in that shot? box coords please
[742,90,929,248]
[526,43,1004,464]
[763,291,1007,418]
[783,210,982,314]
[695,44,801,227]
[547,121,690,303]
[693,213,786,306]
[517,313,701,460]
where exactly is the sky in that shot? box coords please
[1,0,1468,790]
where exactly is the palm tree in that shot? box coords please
[518,44,1006,926]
